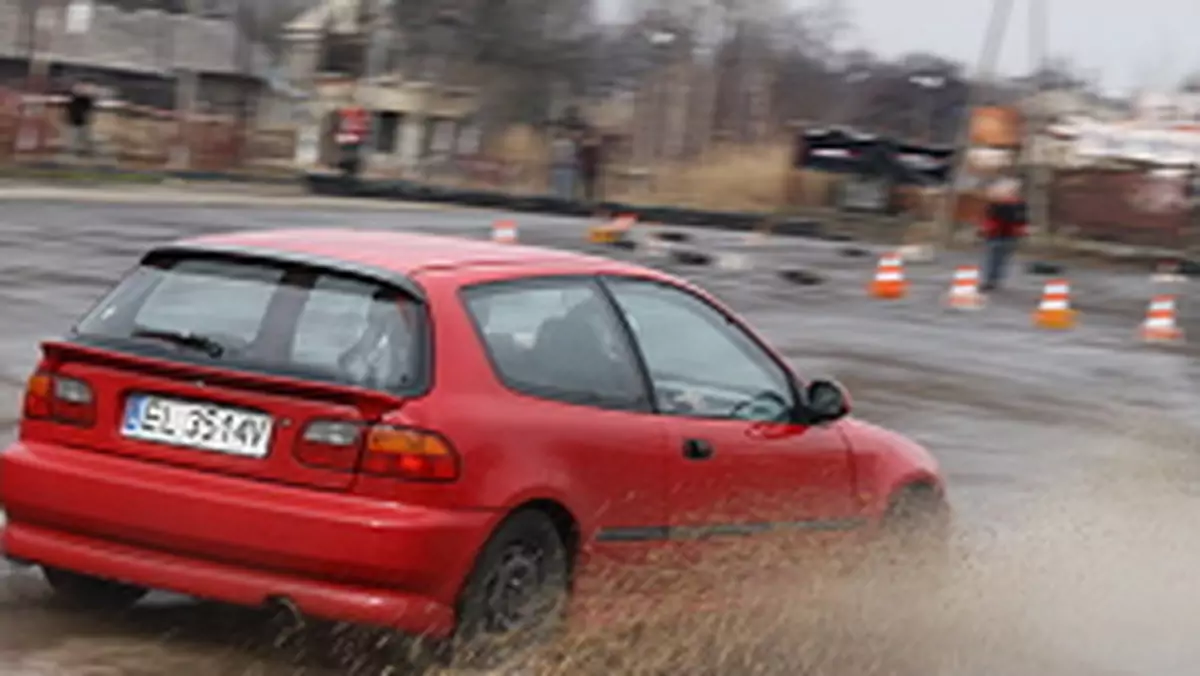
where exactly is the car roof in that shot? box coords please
[159,228,661,284]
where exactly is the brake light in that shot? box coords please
[23,371,96,427]
[362,425,460,482]
[294,420,362,472]
[292,421,460,482]
[23,373,52,418]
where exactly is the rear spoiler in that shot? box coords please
[145,242,427,302]
[41,339,410,418]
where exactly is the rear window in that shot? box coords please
[73,254,427,393]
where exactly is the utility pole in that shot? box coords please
[171,0,201,170]
[352,0,392,173]
[292,6,327,169]
[24,0,56,91]
[932,0,1016,248]
[18,0,57,153]
[1026,0,1051,245]
[232,0,253,167]
[22,0,39,76]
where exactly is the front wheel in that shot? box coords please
[447,510,571,668]
[42,567,148,610]
[873,487,954,575]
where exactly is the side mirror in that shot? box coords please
[802,379,852,424]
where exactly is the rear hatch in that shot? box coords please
[21,247,429,492]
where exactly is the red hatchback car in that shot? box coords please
[0,229,947,653]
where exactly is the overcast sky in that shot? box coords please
[847,0,1199,95]
[601,0,1200,96]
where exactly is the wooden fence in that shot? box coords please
[0,88,295,171]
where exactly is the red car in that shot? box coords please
[0,229,947,655]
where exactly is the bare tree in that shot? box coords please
[845,52,968,142]
[94,0,318,66]
[378,0,596,132]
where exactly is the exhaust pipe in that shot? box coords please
[264,595,306,644]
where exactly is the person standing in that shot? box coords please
[978,176,1029,292]
[335,103,369,177]
[63,80,96,160]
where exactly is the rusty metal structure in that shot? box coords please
[1050,168,1197,250]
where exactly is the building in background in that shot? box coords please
[0,0,292,124]
[283,0,481,173]
[1020,88,1129,168]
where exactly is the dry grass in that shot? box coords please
[6,432,1200,675]
[423,448,1200,676]
[610,144,793,213]
[341,433,1200,676]
[481,129,806,212]
[458,546,961,676]
[488,126,549,171]
[396,123,850,214]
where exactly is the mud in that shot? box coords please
[1,191,1198,674]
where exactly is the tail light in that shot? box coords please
[295,420,363,472]
[293,421,460,482]
[23,371,96,427]
[362,426,460,482]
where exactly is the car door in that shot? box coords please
[458,275,671,572]
[601,276,860,550]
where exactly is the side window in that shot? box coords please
[605,278,794,421]
[290,275,421,391]
[463,278,648,410]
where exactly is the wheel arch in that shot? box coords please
[508,498,582,577]
[870,468,947,518]
[889,478,944,504]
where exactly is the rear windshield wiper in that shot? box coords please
[131,328,226,358]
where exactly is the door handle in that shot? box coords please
[682,438,714,461]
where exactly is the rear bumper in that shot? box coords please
[0,441,499,638]
[3,521,457,635]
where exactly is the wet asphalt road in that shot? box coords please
[1,189,1199,675]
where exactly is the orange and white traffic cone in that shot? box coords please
[588,214,636,244]
[615,214,637,246]
[1139,295,1184,343]
[1032,278,1077,329]
[492,219,518,244]
[944,265,985,310]
[869,253,908,299]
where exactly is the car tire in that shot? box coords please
[42,567,149,610]
[875,486,954,574]
[446,510,571,668]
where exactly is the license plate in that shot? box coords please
[121,394,273,458]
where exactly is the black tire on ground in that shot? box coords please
[670,249,714,266]
[821,233,856,242]
[42,567,149,610]
[447,510,571,668]
[778,269,826,286]
[655,231,691,243]
[1026,260,1065,276]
